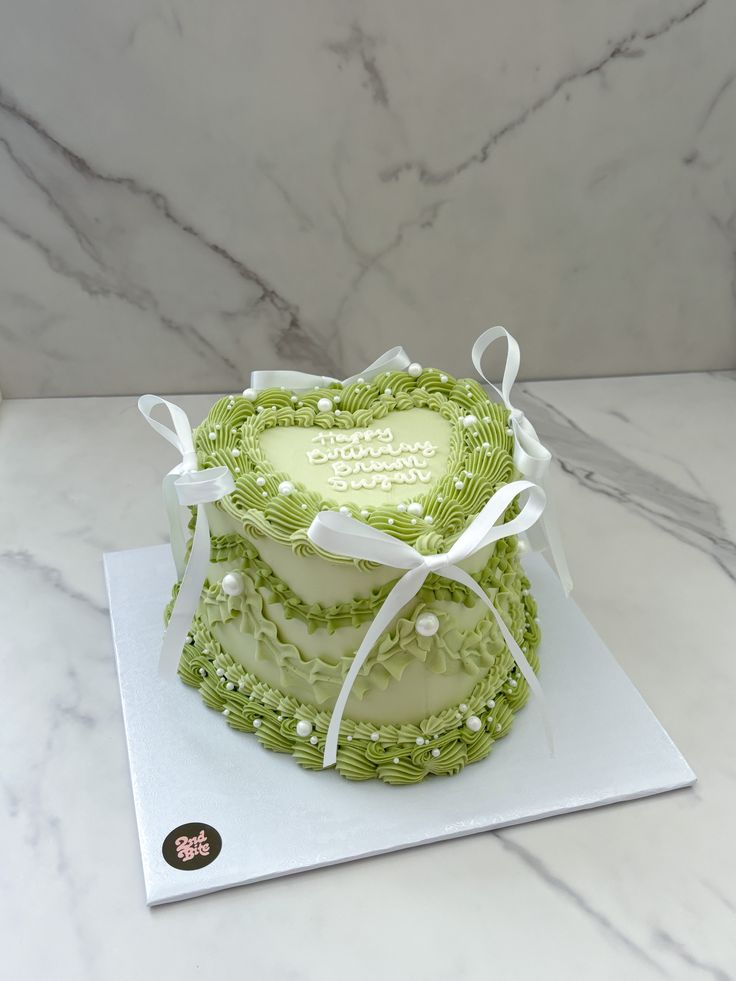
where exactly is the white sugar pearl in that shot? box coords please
[216,668,225,677]
[347,735,353,741]
[486,699,496,709]
[253,719,262,728]
[225,682,234,691]
[317,397,333,413]
[454,480,464,490]
[296,719,313,738]
[415,612,440,637]
[339,506,349,513]
[256,476,266,486]
[370,731,380,742]
[231,448,240,456]
[510,679,518,688]
[208,431,216,440]
[415,736,425,746]
[198,667,206,676]
[482,442,490,450]
[431,748,441,758]
[407,363,422,377]
[407,502,423,516]
[466,715,482,732]
[384,387,393,396]
[410,518,417,525]
[360,510,369,517]
[387,518,394,525]
[301,503,307,510]
[222,708,229,716]
[459,703,468,712]
[278,480,294,495]
[186,635,193,644]
[310,735,318,745]
[393,757,400,764]
[424,515,433,524]
[440,374,448,383]
[462,414,477,428]
[222,572,245,596]
[397,503,407,512]
[242,388,257,401]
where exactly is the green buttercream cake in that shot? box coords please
[167,363,541,784]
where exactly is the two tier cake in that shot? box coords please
[146,332,556,784]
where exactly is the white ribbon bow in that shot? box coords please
[308,479,551,768]
[138,395,235,676]
[472,327,573,595]
[250,346,412,392]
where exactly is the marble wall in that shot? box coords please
[0,0,734,398]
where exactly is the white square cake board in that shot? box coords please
[104,545,695,906]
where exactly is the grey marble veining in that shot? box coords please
[2,371,734,979]
[1,0,735,397]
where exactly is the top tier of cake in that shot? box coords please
[193,367,517,560]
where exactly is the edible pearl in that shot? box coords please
[296,719,313,738]
[317,397,333,413]
[415,736,425,746]
[407,363,422,377]
[208,432,216,440]
[370,731,380,742]
[339,506,349,513]
[242,388,257,401]
[424,515,434,524]
[482,441,490,450]
[231,447,240,456]
[225,682,235,691]
[440,374,448,383]
[198,667,206,676]
[222,708,229,716]
[393,757,400,764]
[454,480,464,490]
[431,748,441,758]
[360,510,369,517]
[253,719,262,728]
[310,735,318,745]
[278,480,295,495]
[459,704,468,712]
[397,503,407,512]
[407,502,423,516]
[462,414,477,428]
[466,715,482,732]
[221,572,245,596]
[486,699,496,709]
[256,476,266,486]
[415,612,440,637]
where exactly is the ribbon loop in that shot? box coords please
[138,395,235,677]
[250,345,412,393]
[308,479,551,768]
[472,326,573,595]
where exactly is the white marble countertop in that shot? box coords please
[3,372,735,979]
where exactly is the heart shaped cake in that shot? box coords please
[154,334,557,784]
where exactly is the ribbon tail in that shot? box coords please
[159,502,211,678]
[444,566,554,756]
[323,565,428,768]
[163,471,189,580]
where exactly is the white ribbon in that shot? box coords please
[308,479,551,768]
[250,346,412,392]
[472,327,573,595]
[138,395,235,677]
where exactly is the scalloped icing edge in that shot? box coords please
[195,369,517,560]
[176,610,541,786]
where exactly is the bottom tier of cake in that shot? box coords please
[173,592,541,785]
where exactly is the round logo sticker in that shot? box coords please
[162,823,222,871]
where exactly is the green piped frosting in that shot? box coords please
[195,369,515,559]
[210,532,523,632]
[177,605,539,785]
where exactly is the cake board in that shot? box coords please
[103,545,695,906]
